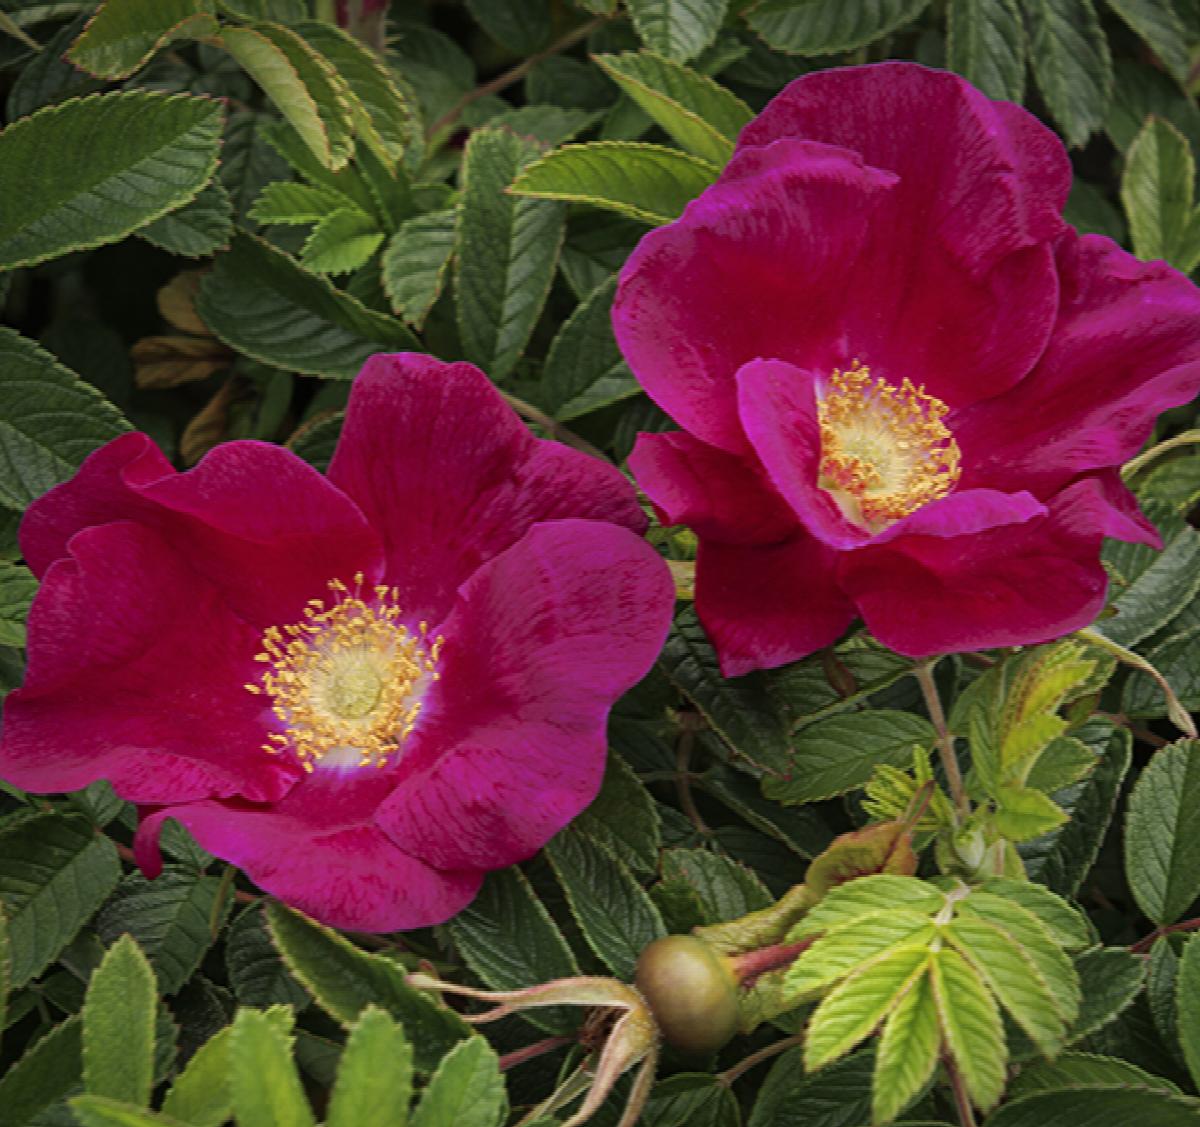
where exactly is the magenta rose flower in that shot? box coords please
[0,354,673,931]
[615,62,1200,677]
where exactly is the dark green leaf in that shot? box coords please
[1071,947,1147,1042]
[0,813,120,989]
[1009,1050,1181,1095]
[946,0,1025,101]
[1178,934,1200,1088]
[1025,0,1113,147]
[0,560,36,647]
[67,0,216,80]
[138,182,234,259]
[381,209,456,330]
[661,848,771,921]
[300,208,384,276]
[69,1095,194,1127]
[748,1045,873,1127]
[466,0,550,54]
[986,1087,1200,1127]
[626,0,728,62]
[1106,0,1191,87]
[748,0,931,56]
[0,1017,82,1127]
[225,904,310,1011]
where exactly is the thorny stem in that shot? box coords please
[1131,915,1200,954]
[944,1054,979,1127]
[427,15,608,141]
[500,391,607,462]
[716,1033,805,1086]
[914,660,971,818]
[675,712,711,837]
[729,938,814,986]
[499,1035,575,1071]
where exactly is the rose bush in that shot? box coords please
[616,63,1200,675]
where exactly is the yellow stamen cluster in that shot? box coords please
[245,574,442,773]
[817,361,961,530]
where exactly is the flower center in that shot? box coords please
[817,362,960,531]
[246,574,442,772]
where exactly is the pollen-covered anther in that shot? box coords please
[817,361,961,530]
[248,572,442,771]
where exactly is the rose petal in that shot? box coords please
[327,353,647,623]
[375,519,674,871]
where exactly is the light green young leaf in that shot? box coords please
[943,915,1066,1055]
[1121,117,1200,274]
[0,812,121,989]
[976,878,1090,949]
[785,911,936,999]
[83,935,156,1106]
[946,0,1026,102]
[1177,933,1200,1089]
[510,141,719,225]
[929,947,1006,1113]
[541,276,638,421]
[68,0,217,80]
[593,51,752,165]
[993,785,1069,843]
[873,970,940,1126]
[545,824,665,980]
[0,561,36,646]
[410,1036,505,1127]
[1106,0,1191,87]
[70,1095,195,1127]
[764,711,935,805]
[1125,739,1200,925]
[250,181,355,225]
[1025,0,1113,147]
[791,876,946,941]
[139,181,234,259]
[300,208,383,275]
[0,91,223,271]
[381,209,456,329]
[228,1007,315,1127]
[161,1007,295,1127]
[455,128,564,381]
[625,0,727,62]
[805,944,930,1070]
[327,1007,413,1127]
[197,231,415,379]
[748,0,931,55]
[265,900,470,1071]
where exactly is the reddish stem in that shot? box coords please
[730,939,814,986]
[1131,916,1200,954]
[498,1035,575,1071]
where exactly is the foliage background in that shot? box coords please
[2,0,1200,1124]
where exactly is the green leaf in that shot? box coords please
[1124,624,1200,718]
[1125,740,1200,926]
[225,904,310,1011]
[250,181,353,225]
[0,560,36,646]
[0,1017,82,1126]
[1121,117,1200,274]
[806,944,930,1070]
[381,209,456,329]
[930,946,1006,1113]
[265,900,470,1071]
[642,1073,740,1127]
[220,25,351,172]
[748,1045,874,1127]
[228,1006,315,1127]
[985,1087,1200,1127]
[94,870,229,996]
[465,0,550,55]
[993,784,1069,842]
[139,181,234,259]
[447,867,579,1035]
[976,879,1090,950]
[946,0,1026,102]
[593,52,752,165]
[0,813,120,989]
[1070,946,1146,1041]
[659,605,791,774]
[0,91,223,272]
[786,911,936,999]
[1148,936,1184,1064]
[0,905,7,1036]
[764,710,935,805]
[1025,0,1113,147]
[510,141,719,225]
[873,970,940,1126]
[222,110,293,223]
[296,21,416,164]
[1177,934,1200,1089]
[1106,0,1191,87]
[455,127,565,381]
[327,1007,413,1127]
[300,208,383,275]
[197,231,415,379]
[748,0,931,55]
[545,823,665,980]
[792,876,946,940]
[625,0,728,62]
[161,1007,294,1127]
[67,0,217,80]
[944,915,1066,1054]
[576,755,661,875]
[1009,1050,1181,1096]
[541,276,639,421]
[82,935,156,1106]
[70,1096,194,1127]
[410,1036,505,1127]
